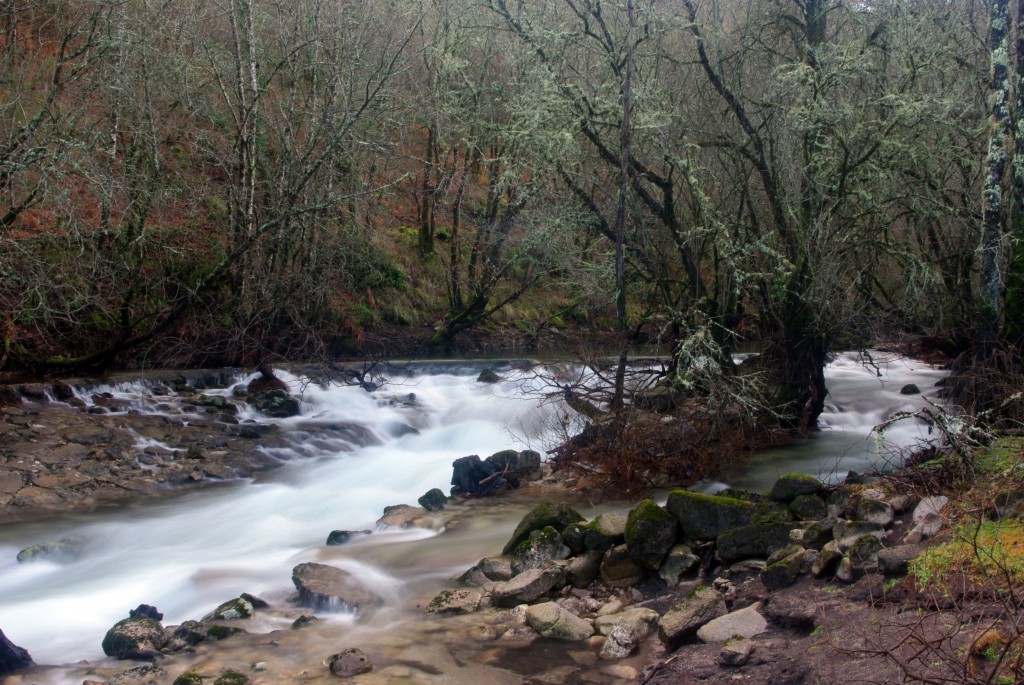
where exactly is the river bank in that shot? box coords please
[3,354,1010,685]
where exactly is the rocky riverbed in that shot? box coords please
[1,372,1018,685]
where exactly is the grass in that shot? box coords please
[909,519,1024,589]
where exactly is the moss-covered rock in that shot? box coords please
[761,549,804,591]
[659,544,700,586]
[583,511,627,552]
[213,670,249,685]
[789,494,829,521]
[502,503,584,555]
[172,673,204,685]
[510,526,570,575]
[206,625,246,641]
[716,522,795,562]
[201,597,254,622]
[562,522,588,554]
[666,490,755,541]
[417,488,447,512]
[101,616,167,659]
[768,474,823,503]
[625,499,679,570]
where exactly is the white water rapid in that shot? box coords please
[0,352,945,674]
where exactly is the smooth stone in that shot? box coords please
[492,566,566,607]
[658,586,728,649]
[525,601,595,641]
[696,602,768,642]
[719,636,754,666]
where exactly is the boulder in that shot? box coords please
[450,455,505,497]
[417,488,447,512]
[202,597,254,622]
[526,602,595,641]
[768,474,823,503]
[584,512,627,552]
[492,566,566,607]
[327,648,373,677]
[566,550,603,588]
[811,541,843,577]
[102,616,167,660]
[878,544,926,576]
[292,562,383,615]
[426,589,482,615]
[253,389,300,418]
[666,490,755,540]
[510,526,570,575]
[761,549,804,591]
[899,383,921,395]
[562,522,589,554]
[716,522,795,562]
[904,495,949,543]
[594,607,659,639]
[789,495,828,521]
[479,556,514,582]
[856,498,895,527]
[658,586,728,650]
[501,503,584,555]
[659,544,700,586]
[833,519,886,550]
[845,534,884,576]
[719,636,754,666]
[0,629,32,674]
[485,449,542,485]
[800,517,837,550]
[696,602,768,642]
[625,500,679,570]
[600,544,645,586]
[599,621,640,659]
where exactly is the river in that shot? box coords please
[0,350,946,682]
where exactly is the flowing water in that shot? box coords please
[0,351,946,682]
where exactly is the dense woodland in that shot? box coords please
[1,0,1023,434]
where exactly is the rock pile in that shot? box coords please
[426,473,947,670]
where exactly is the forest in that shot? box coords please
[1,0,1022,435]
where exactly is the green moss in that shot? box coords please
[213,672,249,685]
[173,673,205,685]
[910,519,1024,588]
[976,437,1024,476]
[206,624,246,641]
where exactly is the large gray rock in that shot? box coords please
[594,607,659,638]
[789,494,828,521]
[856,498,894,527]
[904,495,949,543]
[716,522,795,562]
[502,503,584,555]
[659,544,700,586]
[666,491,754,540]
[599,621,640,659]
[625,499,679,570]
[526,602,594,641]
[510,526,570,575]
[492,566,566,607]
[878,544,926,575]
[426,588,482,615]
[0,629,32,674]
[696,602,768,642]
[658,586,728,650]
[101,616,167,660]
[292,562,383,615]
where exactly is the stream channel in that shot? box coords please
[0,351,947,684]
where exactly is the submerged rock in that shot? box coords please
[16,538,82,564]
[426,589,482,615]
[325,529,371,546]
[328,648,373,677]
[292,562,383,615]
